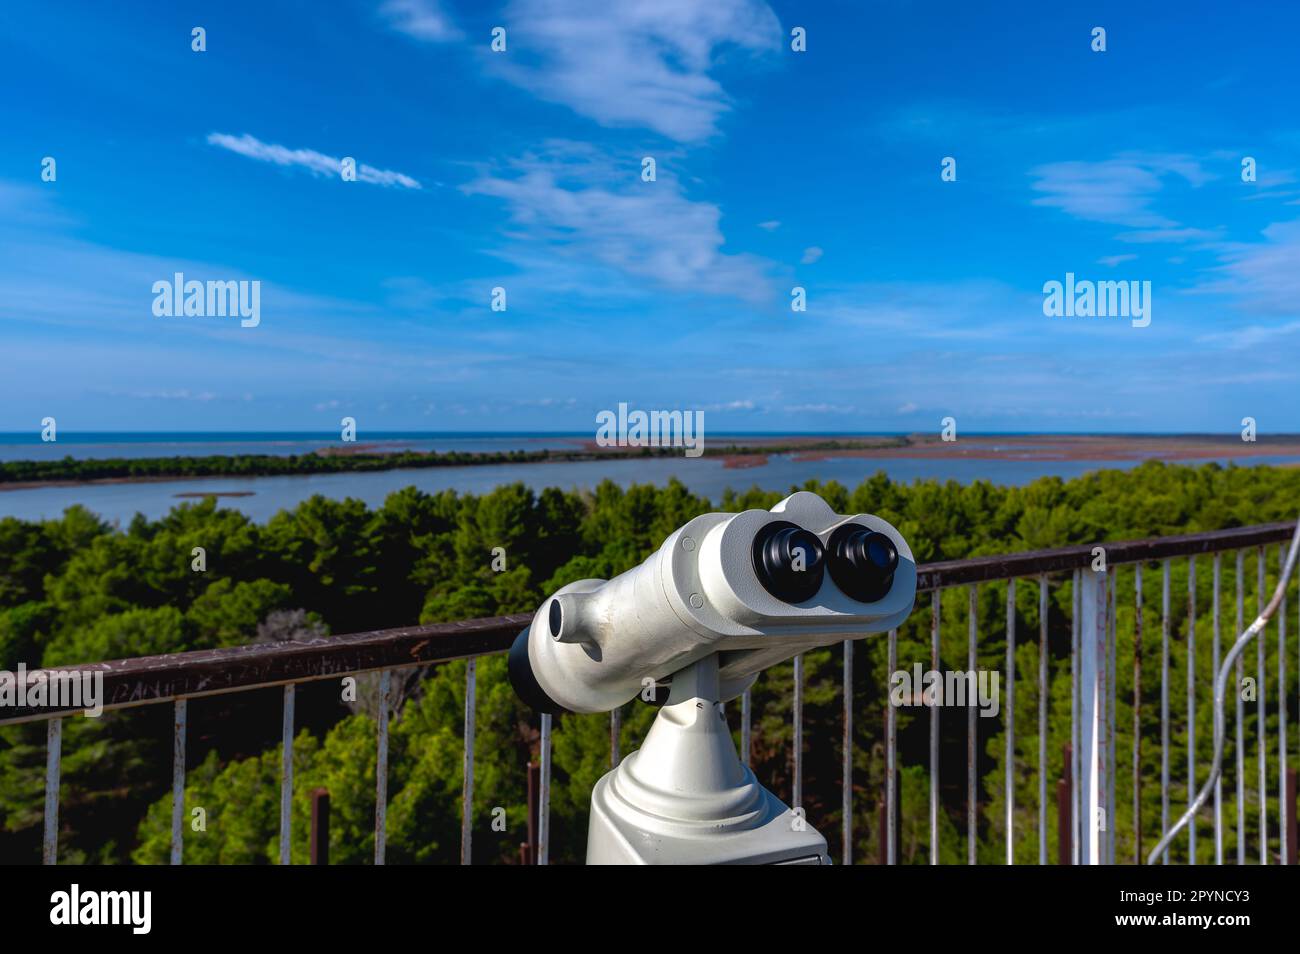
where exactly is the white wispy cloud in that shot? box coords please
[110,389,220,402]
[784,403,855,414]
[800,246,823,264]
[1193,218,1300,314]
[463,142,773,299]
[207,133,422,189]
[757,220,780,231]
[1029,154,1212,228]
[379,0,462,41]
[485,0,781,141]
[814,279,1036,342]
[1116,227,1222,244]
[1195,319,1300,350]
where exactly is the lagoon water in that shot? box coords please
[3,452,1296,525]
[0,431,588,462]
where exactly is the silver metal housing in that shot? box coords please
[523,491,916,713]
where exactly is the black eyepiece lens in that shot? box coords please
[751,521,826,603]
[866,535,896,571]
[828,524,898,602]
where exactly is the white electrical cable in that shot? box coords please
[1146,516,1300,865]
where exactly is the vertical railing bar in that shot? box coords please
[887,628,897,865]
[842,638,853,866]
[280,682,295,866]
[1236,549,1246,866]
[538,712,552,865]
[462,659,477,866]
[741,689,752,768]
[1005,578,1016,865]
[375,669,390,865]
[1039,573,1048,865]
[930,588,941,866]
[1134,562,1144,866]
[171,697,187,866]
[1079,565,1109,863]
[1213,554,1223,865]
[967,583,977,866]
[793,653,804,811]
[610,705,622,769]
[1109,569,1118,865]
[1188,555,1197,864]
[1161,558,1170,864]
[1279,543,1289,866]
[310,787,329,865]
[43,717,61,865]
[1071,568,1080,865]
[1258,546,1267,865]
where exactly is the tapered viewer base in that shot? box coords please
[585,654,830,865]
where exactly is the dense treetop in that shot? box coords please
[1,461,1296,863]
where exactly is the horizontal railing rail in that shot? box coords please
[915,521,1297,589]
[5,519,1297,865]
[0,614,531,725]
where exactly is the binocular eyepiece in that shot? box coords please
[751,520,898,605]
[828,523,898,603]
[752,521,825,602]
[509,492,915,716]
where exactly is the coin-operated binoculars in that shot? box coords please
[509,491,916,864]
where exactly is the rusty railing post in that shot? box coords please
[1288,768,1298,865]
[1058,743,1073,865]
[877,798,887,865]
[310,788,330,865]
[522,761,539,865]
[877,770,900,865]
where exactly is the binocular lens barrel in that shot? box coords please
[751,521,826,603]
[752,520,900,604]
[827,524,899,603]
[509,627,565,714]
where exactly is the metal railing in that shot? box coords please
[5,521,1298,865]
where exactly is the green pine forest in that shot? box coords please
[1,461,1298,864]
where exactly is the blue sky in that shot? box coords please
[2,0,1299,433]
